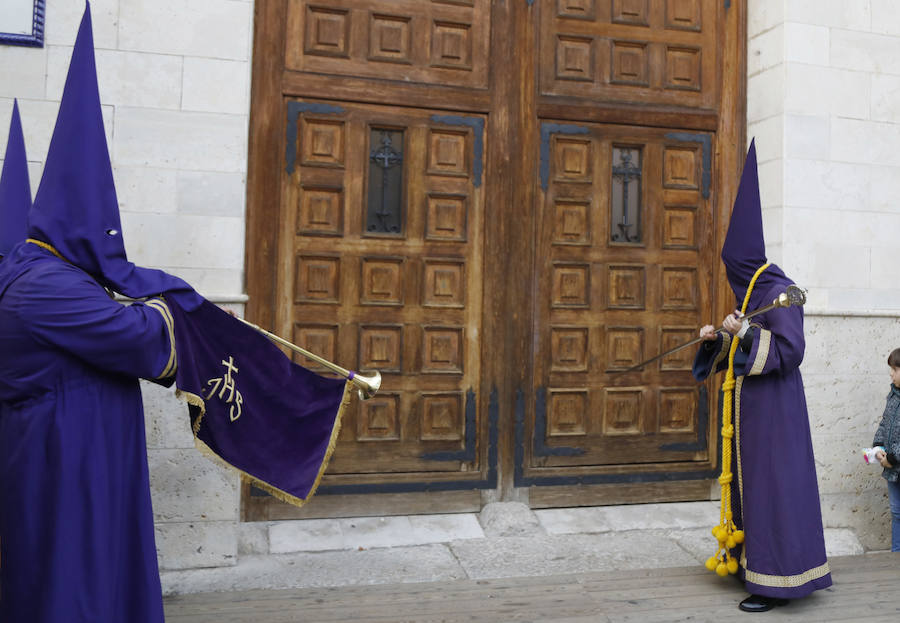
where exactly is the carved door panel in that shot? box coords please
[523,124,716,493]
[272,100,490,499]
[540,0,720,110]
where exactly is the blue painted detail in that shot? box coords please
[514,388,526,484]
[534,387,585,456]
[310,386,499,495]
[659,385,710,452]
[430,114,485,187]
[540,123,590,190]
[515,386,717,487]
[422,389,478,461]
[0,0,45,47]
[664,132,712,199]
[486,385,499,488]
[725,0,731,9]
[527,0,536,5]
[284,101,345,175]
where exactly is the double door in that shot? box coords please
[244,0,746,519]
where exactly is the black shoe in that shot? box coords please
[738,594,789,613]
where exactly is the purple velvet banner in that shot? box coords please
[167,296,349,506]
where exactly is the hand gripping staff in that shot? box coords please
[613,284,807,375]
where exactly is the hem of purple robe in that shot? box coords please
[742,569,833,600]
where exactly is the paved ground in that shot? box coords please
[160,501,868,596]
[164,552,899,622]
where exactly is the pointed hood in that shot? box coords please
[28,2,198,305]
[721,140,776,301]
[0,100,31,257]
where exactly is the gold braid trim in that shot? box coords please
[26,238,68,262]
[145,298,177,379]
[743,560,831,588]
[747,328,771,376]
[175,381,352,508]
[712,333,733,370]
[735,375,744,522]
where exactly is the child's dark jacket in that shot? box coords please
[873,384,900,482]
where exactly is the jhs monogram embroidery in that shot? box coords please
[205,356,244,422]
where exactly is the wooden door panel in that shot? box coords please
[525,123,715,480]
[540,0,719,110]
[278,99,488,485]
[285,0,490,89]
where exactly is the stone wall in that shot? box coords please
[0,0,251,297]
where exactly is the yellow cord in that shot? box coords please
[26,238,68,262]
[706,262,769,577]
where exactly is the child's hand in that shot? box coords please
[876,449,893,468]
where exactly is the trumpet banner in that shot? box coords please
[166,295,351,506]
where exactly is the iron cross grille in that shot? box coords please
[367,129,404,235]
[611,146,642,243]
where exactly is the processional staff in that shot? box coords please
[614,285,807,374]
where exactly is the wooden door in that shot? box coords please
[519,0,743,507]
[524,124,716,504]
[246,0,499,519]
[278,101,487,485]
[244,0,746,518]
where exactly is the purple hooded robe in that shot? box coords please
[0,4,192,621]
[693,141,831,599]
[0,6,347,619]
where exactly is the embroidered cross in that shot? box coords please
[205,356,244,422]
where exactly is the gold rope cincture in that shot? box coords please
[705,262,770,577]
[26,238,68,262]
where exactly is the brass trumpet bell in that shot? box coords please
[351,370,382,400]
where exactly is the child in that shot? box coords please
[872,348,900,551]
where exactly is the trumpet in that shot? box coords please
[237,317,382,400]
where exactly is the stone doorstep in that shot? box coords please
[254,501,863,556]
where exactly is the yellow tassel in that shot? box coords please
[705,556,719,571]
[705,263,769,577]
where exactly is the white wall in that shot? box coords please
[748,0,899,549]
[0,0,251,299]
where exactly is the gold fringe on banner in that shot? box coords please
[175,382,352,508]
